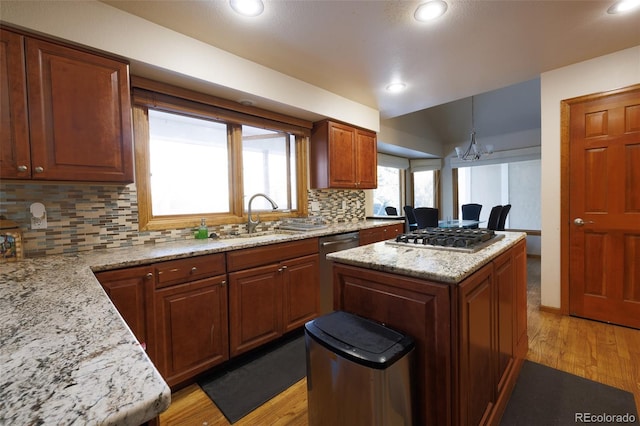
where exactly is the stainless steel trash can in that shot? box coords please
[305,310,415,426]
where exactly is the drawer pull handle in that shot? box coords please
[17,165,28,172]
[191,266,198,273]
[34,166,44,173]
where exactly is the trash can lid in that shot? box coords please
[305,311,414,369]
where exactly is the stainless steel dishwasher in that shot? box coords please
[318,231,360,314]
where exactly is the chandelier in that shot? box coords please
[455,96,493,161]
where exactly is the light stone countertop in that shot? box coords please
[0,219,402,425]
[327,231,527,284]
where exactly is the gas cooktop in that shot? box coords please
[386,228,505,253]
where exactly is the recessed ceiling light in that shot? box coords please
[386,82,407,93]
[230,0,264,17]
[414,0,448,22]
[607,0,640,13]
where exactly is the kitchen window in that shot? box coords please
[131,78,311,231]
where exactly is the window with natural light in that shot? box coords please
[372,166,402,215]
[413,170,436,208]
[149,110,230,216]
[132,82,309,231]
[242,126,297,211]
[457,159,541,230]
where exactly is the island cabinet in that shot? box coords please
[359,223,403,245]
[309,119,377,189]
[333,239,528,426]
[0,28,133,182]
[226,238,320,357]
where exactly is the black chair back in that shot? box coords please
[497,204,511,231]
[414,207,439,229]
[385,206,398,216]
[403,206,418,231]
[461,203,482,229]
[487,205,503,230]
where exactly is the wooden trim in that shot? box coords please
[539,305,562,315]
[130,76,312,133]
[132,105,153,231]
[451,168,459,219]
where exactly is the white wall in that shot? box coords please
[0,0,379,132]
[540,45,640,309]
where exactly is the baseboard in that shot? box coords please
[539,305,562,315]
[526,253,541,259]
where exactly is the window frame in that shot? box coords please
[131,77,311,231]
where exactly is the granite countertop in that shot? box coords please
[327,231,527,284]
[0,219,402,425]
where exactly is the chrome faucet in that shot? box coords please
[247,193,279,233]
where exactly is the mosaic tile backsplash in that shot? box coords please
[0,183,365,257]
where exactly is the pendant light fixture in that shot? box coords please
[455,96,493,161]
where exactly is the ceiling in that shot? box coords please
[102,0,639,120]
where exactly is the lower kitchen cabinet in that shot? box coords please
[227,238,319,357]
[359,223,403,245]
[153,275,229,387]
[95,265,154,350]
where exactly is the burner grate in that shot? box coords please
[387,228,504,253]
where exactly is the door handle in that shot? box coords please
[574,218,595,226]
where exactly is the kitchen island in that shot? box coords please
[327,231,528,426]
[0,219,401,424]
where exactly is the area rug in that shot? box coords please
[501,360,638,425]
[198,331,306,424]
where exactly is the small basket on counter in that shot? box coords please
[1,219,24,262]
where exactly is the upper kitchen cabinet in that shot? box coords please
[310,119,377,189]
[0,29,134,183]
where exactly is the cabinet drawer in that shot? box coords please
[155,253,226,289]
[226,238,318,272]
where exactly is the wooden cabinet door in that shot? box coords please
[327,122,357,188]
[334,263,451,426]
[458,263,495,426]
[228,264,282,356]
[355,129,377,189]
[95,265,154,350]
[25,37,133,182]
[282,254,319,332]
[493,249,515,395]
[154,276,229,387]
[0,29,30,179]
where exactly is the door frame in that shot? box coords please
[559,83,640,315]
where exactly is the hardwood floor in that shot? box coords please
[159,258,640,425]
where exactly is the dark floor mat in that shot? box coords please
[198,332,306,424]
[501,360,638,425]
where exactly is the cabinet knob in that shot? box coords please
[145,272,153,279]
[221,280,227,287]
[17,165,28,172]
[34,166,44,173]
[278,265,288,272]
[191,266,198,273]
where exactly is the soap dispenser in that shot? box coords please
[196,218,208,239]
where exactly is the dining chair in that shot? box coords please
[413,207,439,229]
[385,206,398,216]
[486,205,503,230]
[403,206,418,231]
[497,204,511,231]
[461,203,482,228]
